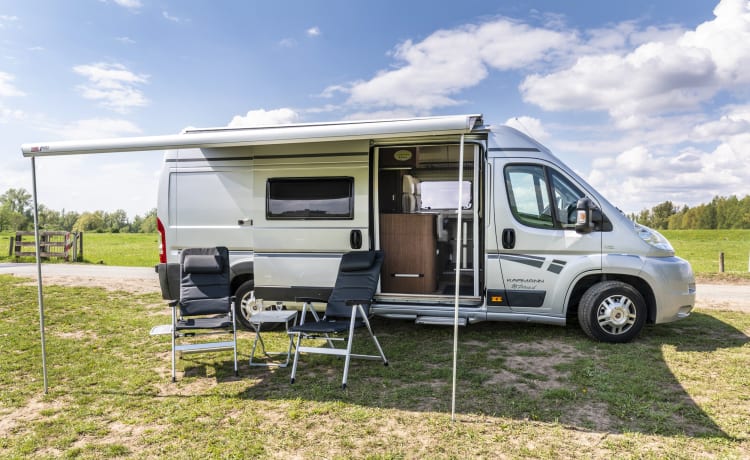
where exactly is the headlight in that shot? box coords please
[635,223,674,252]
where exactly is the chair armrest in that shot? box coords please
[345,299,372,307]
[168,300,178,308]
[295,296,327,304]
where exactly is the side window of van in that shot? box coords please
[504,165,585,229]
[266,177,354,219]
[549,169,585,227]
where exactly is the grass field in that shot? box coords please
[3,230,749,278]
[0,275,748,458]
[0,232,160,267]
[662,229,750,278]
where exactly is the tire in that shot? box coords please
[233,280,281,331]
[577,281,646,343]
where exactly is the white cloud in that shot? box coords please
[504,116,550,144]
[35,153,161,216]
[162,11,186,23]
[335,18,572,111]
[116,36,135,45]
[73,62,149,113]
[48,118,142,140]
[228,108,300,127]
[0,15,19,28]
[520,0,750,126]
[0,71,25,97]
[112,0,142,9]
[279,38,297,48]
[0,107,25,122]
[0,72,25,122]
[307,26,321,37]
[587,126,750,213]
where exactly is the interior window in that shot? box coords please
[267,177,354,219]
[420,181,472,210]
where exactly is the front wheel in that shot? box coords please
[578,281,646,343]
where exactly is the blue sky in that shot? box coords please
[1,0,749,217]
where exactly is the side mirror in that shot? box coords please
[575,197,594,234]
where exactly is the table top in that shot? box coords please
[250,309,297,324]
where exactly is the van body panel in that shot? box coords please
[146,115,696,340]
[250,141,370,300]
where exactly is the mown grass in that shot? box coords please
[1,274,748,458]
[0,232,159,267]
[662,229,750,279]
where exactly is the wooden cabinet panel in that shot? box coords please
[380,213,437,294]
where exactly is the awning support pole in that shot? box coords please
[31,156,48,394]
[451,134,465,422]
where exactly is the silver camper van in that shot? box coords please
[153,114,695,343]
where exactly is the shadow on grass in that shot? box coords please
[232,313,747,439]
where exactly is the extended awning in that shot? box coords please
[23,114,483,420]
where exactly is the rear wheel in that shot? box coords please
[578,281,646,343]
[233,280,281,330]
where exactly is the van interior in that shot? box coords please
[375,144,482,301]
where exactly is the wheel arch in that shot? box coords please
[230,260,254,293]
[567,273,656,324]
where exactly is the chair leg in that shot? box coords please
[232,307,238,377]
[290,332,303,384]
[360,305,388,365]
[341,305,358,389]
[171,306,177,382]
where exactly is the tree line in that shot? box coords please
[630,195,750,230]
[0,188,157,233]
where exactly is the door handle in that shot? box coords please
[350,229,362,249]
[502,228,515,249]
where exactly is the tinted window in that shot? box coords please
[549,169,585,227]
[504,165,586,229]
[505,165,553,228]
[267,177,354,219]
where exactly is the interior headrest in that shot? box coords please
[339,251,376,272]
[183,254,223,274]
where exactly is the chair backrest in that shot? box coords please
[325,250,384,320]
[401,174,419,213]
[179,247,231,316]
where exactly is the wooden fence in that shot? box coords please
[9,231,83,261]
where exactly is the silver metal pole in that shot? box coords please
[451,134,465,421]
[31,157,48,394]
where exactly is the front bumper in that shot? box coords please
[641,256,696,324]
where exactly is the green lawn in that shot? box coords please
[0,232,159,267]
[662,229,750,278]
[1,275,748,458]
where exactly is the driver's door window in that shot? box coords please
[505,164,584,230]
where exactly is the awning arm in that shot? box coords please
[31,156,49,394]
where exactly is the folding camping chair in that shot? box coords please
[288,250,388,389]
[170,247,238,382]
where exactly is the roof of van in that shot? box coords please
[21,114,485,158]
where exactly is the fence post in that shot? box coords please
[71,233,77,262]
[78,232,84,261]
[8,236,13,257]
[719,252,725,273]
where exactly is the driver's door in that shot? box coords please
[490,159,602,316]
